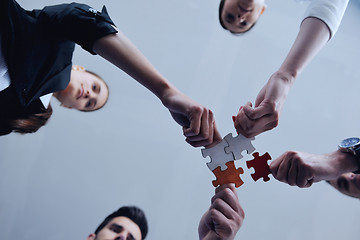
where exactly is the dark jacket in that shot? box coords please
[0,0,118,135]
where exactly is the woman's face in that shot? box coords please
[54,66,108,111]
[328,173,360,199]
[221,0,266,33]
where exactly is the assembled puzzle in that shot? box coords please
[201,133,272,188]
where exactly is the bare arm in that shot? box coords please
[234,17,331,137]
[93,31,172,100]
[92,32,219,147]
[278,17,330,81]
[270,150,359,188]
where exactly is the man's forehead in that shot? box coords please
[106,216,142,239]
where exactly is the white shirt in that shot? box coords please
[301,0,349,38]
[0,35,52,108]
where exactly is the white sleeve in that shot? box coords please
[303,0,349,39]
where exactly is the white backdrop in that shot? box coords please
[1,0,360,239]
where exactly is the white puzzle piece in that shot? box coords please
[224,133,255,160]
[201,138,234,171]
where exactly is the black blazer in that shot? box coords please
[0,0,117,135]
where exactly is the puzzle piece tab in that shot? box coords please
[246,152,272,182]
[224,133,255,160]
[212,161,244,188]
[201,138,234,171]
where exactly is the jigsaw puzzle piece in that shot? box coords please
[201,138,234,171]
[224,133,255,160]
[212,161,244,188]
[246,152,272,182]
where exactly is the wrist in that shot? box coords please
[158,83,178,106]
[154,81,173,102]
[272,70,297,85]
[330,150,360,176]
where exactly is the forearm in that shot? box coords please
[93,32,175,101]
[327,150,360,178]
[276,17,330,84]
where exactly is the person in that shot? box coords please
[219,0,266,33]
[199,184,245,240]
[1,0,218,148]
[221,0,349,137]
[86,206,148,240]
[327,172,360,199]
[87,185,244,240]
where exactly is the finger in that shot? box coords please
[276,155,292,183]
[212,121,222,143]
[186,138,214,148]
[187,110,214,142]
[234,110,255,137]
[211,197,239,222]
[206,111,214,143]
[186,112,217,147]
[269,156,281,178]
[243,102,275,120]
[287,159,298,186]
[183,106,203,137]
[184,109,208,141]
[208,207,230,231]
[211,197,244,227]
[236,113,277,138]
[297,168,314,188]
[303,178,314,188]
[212,187,241,216]
[215,184,236,194]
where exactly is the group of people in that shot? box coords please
[1,0,358,239]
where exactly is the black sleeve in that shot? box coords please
[32,2,118,55]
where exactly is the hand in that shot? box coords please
[161,88,221,148]
[198,184,244,240]
[233,72,293,138]
[269,150,356,188]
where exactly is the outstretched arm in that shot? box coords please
[93,32,218,147]
[198,184,244,240]
[270,150,359,188]
[234,17,330,137]
[234,0,349,137]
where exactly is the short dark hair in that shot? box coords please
[218,0,257,34]
[94,206,148,239]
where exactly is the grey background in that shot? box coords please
[1,0,360,239]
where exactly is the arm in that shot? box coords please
[270,150,359,188]
[234,0,348,137]
[303,0,349,39]
[234,17,330,137]
[198,184,244,240]
[93,33,218,147]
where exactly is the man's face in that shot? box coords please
[328,173,360,199]
[221,0,266,33]
[87,216,142,240]
[54,66,108,111]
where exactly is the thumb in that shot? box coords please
[243,102,272,120]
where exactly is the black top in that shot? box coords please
[0,0,118,135]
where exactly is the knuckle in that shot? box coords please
[212,198,223,207]
[284,151,298,160]
[270,119,279,128]
[202,130,210,139]
[267,101,277,112]
[191,105,203,116]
